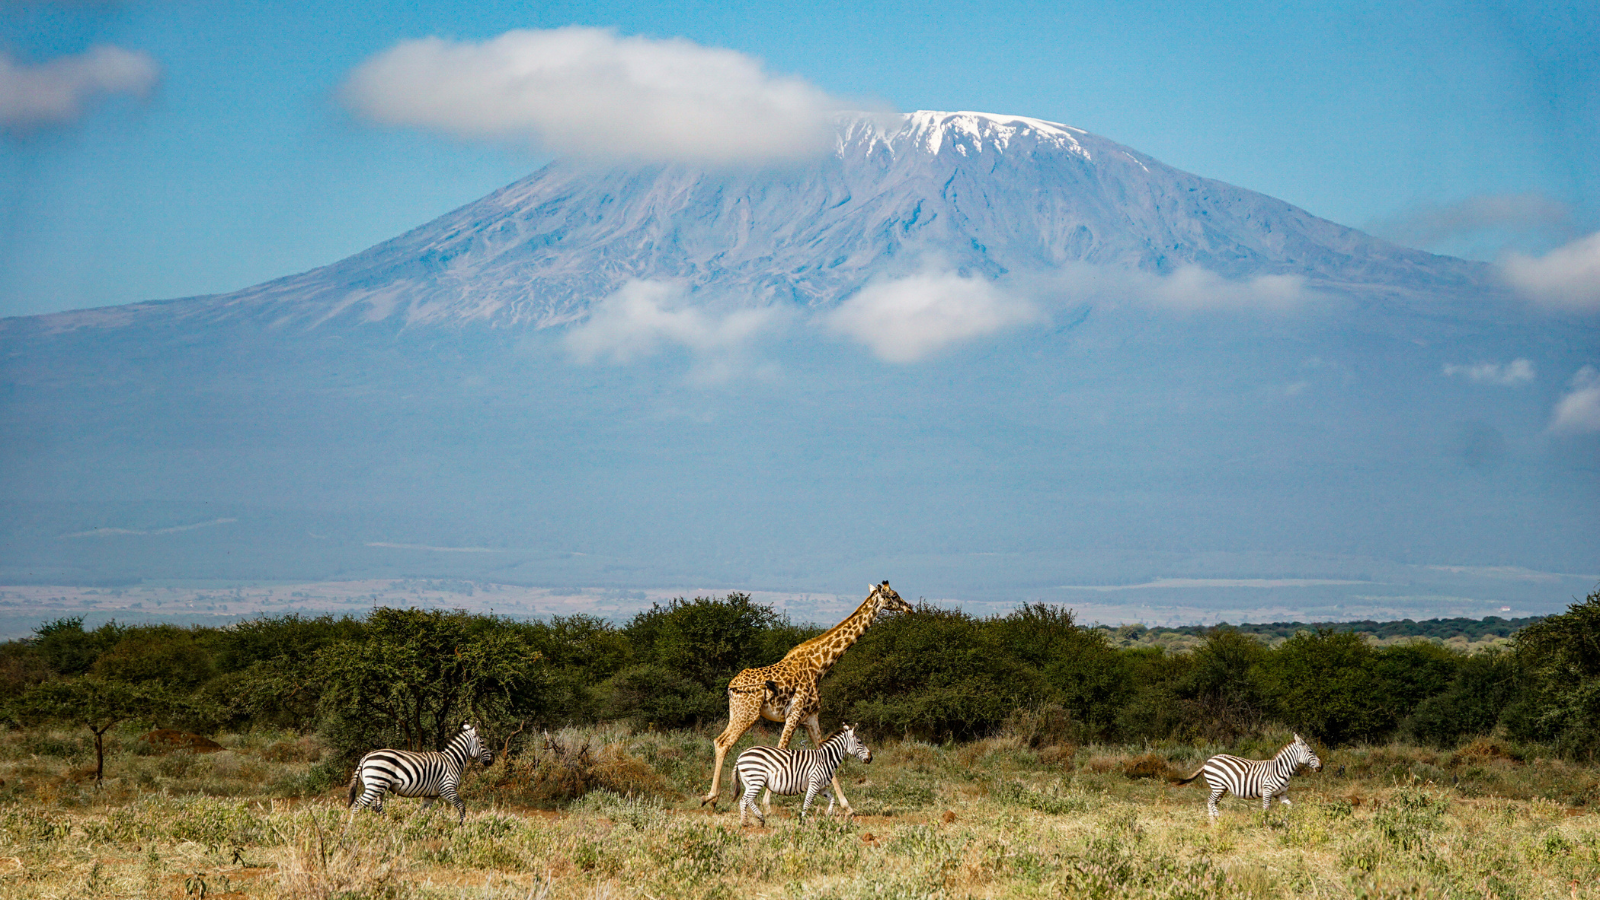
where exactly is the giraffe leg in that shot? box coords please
[763,705,810,810]
[703,691,763,808]
[805,715,853,816]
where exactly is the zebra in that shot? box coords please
[347,723,493,823]
[733,724,872,827]
[1176,733,1322,819]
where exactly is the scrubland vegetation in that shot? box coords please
[0,589,1596,897]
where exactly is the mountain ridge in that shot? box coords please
[4,110,1490,337]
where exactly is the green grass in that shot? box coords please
[0,725,1597,898]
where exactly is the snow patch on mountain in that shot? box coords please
[4,110,1491,337]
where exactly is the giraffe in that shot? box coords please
[700,581,913,814]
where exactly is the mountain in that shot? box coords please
[1,112,1593,622]
[8,111,1486,336]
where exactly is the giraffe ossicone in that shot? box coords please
[700,581,913,814]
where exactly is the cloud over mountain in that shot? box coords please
[826,268,1042,362]
[0,46,159,127]
[1443,359,1536,387]
[1550,366,1600,434]
[566,279,786,366]
[340,27,849,164]
[1371,193,1574,251]
[1502,232,1600,313]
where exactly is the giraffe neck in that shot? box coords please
[795,594,882,675]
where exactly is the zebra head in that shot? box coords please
[459,723,493,766]
[869,581,914,615]
[840,724,872,764]
[1292,733,1322,772]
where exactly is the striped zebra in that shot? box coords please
[733,724,872,827]
[347,723,493,823]
[1176,733,1322,819]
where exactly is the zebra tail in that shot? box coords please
[1174,768,1203,785]
[347,768,361,807]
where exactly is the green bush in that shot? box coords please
[1259,629,1389,745]
[1405,650,1517,747]
[1504,588,1600,761]
[825,604,1045,740]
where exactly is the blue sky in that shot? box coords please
[2,0,1596,318]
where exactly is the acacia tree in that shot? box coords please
[316,608,542,756]
[9,677,160,781]
[1508,588,1600,760]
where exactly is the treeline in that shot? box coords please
[1102,615,1543,646]
[2,590,1597,778]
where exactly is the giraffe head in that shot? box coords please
[868,581,913,615]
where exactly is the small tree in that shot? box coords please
[316,608,542,757]
[1506,587,1600,759]
[1179,629,1271,741]
[9,677,160,781]
[1260,629,1387,745]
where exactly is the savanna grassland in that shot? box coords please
[1,724,1597,899]
[3,590,1599,898]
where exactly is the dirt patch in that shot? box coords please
[140,730,224,753]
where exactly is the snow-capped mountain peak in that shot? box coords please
[9,110,1486,334]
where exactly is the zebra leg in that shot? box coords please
[821,788,836,816]
[420,797,437,811]
[740,776,765,828]
[441,785,466,823]
[1207,787,1224,819]
[800,783,820,821]
[1262,792,1273,812]
[804,715,852,815]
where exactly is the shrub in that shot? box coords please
[826,605,1045,741]
[1176,629,1271,742]
[1002,703,1080,748]
[488,728,670,806]
[1505,588,1600,761]
[1406,650,1518,747]
[1259,629,1389,745]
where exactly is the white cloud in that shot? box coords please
[826,269,1042,363]
[1142,266,1308,311]
[341,27,850,164]
[1443,359,1536,387]
[1371,193,1573,249]
[1550,366,1600,435]
[0,46,159,127]
[1501,232,1600,313]
[566,279,783,366]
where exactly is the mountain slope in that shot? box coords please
[10,111,1486,335]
